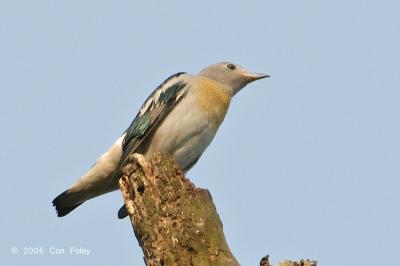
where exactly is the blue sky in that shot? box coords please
[1,1,399,265]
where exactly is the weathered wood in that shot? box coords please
[119,152,317,266]
[276,259,317,266]
[260,255,271,266]
[119,152,239,266]
[260,256,317,266]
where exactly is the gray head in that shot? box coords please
[198,62,269,95]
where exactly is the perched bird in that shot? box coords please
[53,62,269,218]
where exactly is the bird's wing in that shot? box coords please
[119,72,189,167]
[52,72,189,217]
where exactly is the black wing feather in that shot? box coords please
[119,72,188,166]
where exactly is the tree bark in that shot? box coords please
[119,152,317,266]
[275,259,317,266]
[119,152,239,266]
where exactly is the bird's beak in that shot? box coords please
[244,72,270,82]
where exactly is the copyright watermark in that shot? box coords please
[11,247,19,255]
[10,246,91,256]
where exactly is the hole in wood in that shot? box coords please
[137,185,145,195]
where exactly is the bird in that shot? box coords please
[52,62,269,218]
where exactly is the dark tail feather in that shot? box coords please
[52,190,83,217]
[117,204,128,219]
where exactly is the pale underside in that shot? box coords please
[68,75,231,204]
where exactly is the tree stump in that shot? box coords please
[119,153,239,266]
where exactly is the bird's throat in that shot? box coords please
[196,77,232,128]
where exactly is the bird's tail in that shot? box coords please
[52,172,120,217]
[52,135,125,217]
[52,190,84,217]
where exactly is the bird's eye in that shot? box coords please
[227,63,236,70]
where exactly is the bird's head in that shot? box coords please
[198,62,269,95]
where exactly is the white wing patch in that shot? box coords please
[138,73,188,116]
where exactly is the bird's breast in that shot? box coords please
[144,82,230,171]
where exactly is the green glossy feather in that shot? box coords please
[119,73,188,166]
